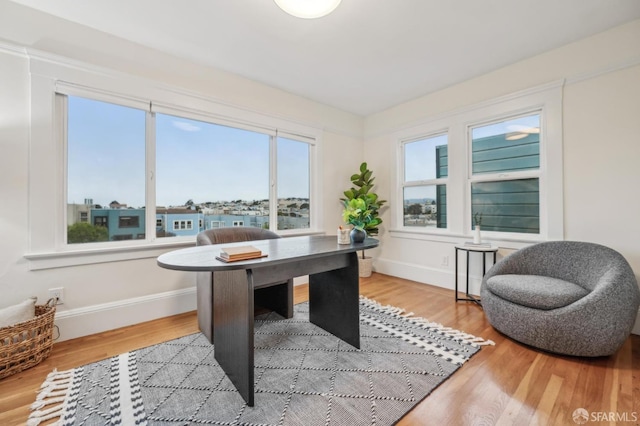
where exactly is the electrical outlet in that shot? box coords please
[48,287,64,305]
[442,256,449,266]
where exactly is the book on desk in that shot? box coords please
[216,245,268,262]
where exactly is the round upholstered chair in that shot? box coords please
[481,241,639,357]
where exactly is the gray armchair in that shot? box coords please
[480,241,639,357]
[196,227,293,343]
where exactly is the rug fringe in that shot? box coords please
[28,368,76,426]
[359,296,495,346]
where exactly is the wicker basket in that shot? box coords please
[0,301,56,380]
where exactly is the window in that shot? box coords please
[173,220,193,230]
[57,94,318,250]
[401,134,448,229]
[66,96,145,245]
[155,113,270,239]
[469,113,541,234]
[393,83,563,241]
[26,59,322,268]
[119,216,140,228]
[277,137,311,230]
[94,216,108,228]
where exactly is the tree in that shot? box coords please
[67,222,109,244]
[406,203,423,215]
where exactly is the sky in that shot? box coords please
[67,96,310,208]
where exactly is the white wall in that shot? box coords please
[2,2,639,340]
[0,3,363,340]
[364,20,640,332]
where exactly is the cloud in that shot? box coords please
[172,121,201,132]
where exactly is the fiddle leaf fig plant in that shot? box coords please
[341,162,386,236]
[342,198,374,230]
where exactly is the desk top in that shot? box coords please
[157,235,379,272]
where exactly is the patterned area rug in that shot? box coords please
[29,297,492,425]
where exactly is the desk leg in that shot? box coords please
[309,251,360,349]
[213,269,255,406]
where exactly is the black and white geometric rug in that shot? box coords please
[29,297,493,426]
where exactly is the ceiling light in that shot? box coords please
[274,0,342,19]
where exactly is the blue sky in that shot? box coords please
[67,96,310,208]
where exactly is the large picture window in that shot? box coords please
[61,94,316,247]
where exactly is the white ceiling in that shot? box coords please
[7,0,640,116]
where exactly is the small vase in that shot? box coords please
[473,225,481,244]
[350,228,366,243]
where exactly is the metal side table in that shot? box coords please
[454,244,498,305]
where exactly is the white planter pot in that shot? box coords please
[358,256,373,278]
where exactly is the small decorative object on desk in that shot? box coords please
[350,227,366,243]
[337,226,351,244]
[473,212,483,244]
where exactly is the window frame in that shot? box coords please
[466,111,543,238]
[400,131,449,231]
[391,82,564,244]
[25,55,323,270]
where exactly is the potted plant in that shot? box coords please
[341,162,386,277]
[342,197,376,243]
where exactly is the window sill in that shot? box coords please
[389,228,545,250]
[24,229,325,270]
[24,240,195,270]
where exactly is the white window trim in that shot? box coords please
[24,52,323,270]
[400,131,449,231]
[390,81,564,246]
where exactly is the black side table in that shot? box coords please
[454,244,498,305]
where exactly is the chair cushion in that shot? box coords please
[485,274,589,310]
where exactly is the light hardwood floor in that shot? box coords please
[1,273,638,425]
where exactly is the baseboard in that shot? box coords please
[51,266,640,341]
[53,287,197,342]
[373,257,484,295]
[374,257,640,336]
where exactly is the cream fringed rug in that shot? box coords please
[29,297,493,425]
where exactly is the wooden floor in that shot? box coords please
[1,273,638,425]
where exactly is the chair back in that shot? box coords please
[196,227,280,246]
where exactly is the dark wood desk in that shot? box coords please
[157,235,379,406]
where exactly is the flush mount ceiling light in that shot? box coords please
[274,0,342,19]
